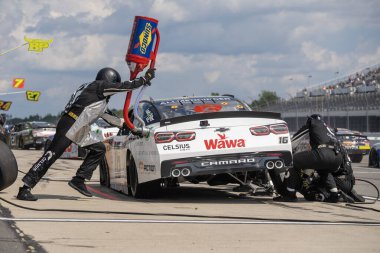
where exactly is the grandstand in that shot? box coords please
[256,64,380,133]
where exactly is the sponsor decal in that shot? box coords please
[159,97,232,105]
[163,143,190,151]
[144,165,156,172]
[194,104,222,113]
[201,157,255,167]
[204,133,245,150]
[138,23,152,54]
[32,151,55,171]
[145,109,154,123]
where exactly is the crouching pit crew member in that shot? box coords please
[274,114,343,202]
[17,67,155,201]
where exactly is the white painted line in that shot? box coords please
[354,171,380,174]
[363,196,380,201]
[1,217,379,226]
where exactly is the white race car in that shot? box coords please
[100,96,292,198]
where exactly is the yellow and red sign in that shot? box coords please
[26,90,41,102]
[0,100,12,111]
[24,36,53,53]
[13,78,25,88]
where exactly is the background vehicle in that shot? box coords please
[100,96,292,198]
[9,121,56,150]
[44,119,119,159]
[335,128,371,163]
[369,143,380,168]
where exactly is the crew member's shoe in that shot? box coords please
[68,177,92,197]
[273,192,298,202]
[326,192,340,203]
[17,186,38,201]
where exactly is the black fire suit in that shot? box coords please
[22,78,146,188]
[286,116,343,192]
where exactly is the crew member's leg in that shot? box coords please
[17,115,74,201]
[68,142,106,197]
[315,151,342,202]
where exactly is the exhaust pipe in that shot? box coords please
[171,169,181,177]
[266,161,275,170]
[275,160,284,169]
[181,168,191,177]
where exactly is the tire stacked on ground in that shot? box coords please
[0,140,18,191]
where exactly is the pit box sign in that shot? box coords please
[13,78,25,89]
[26,90,41,102]
[0,100,12,111]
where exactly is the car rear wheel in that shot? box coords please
[369,149,379,168]
[128,157,160,198]
[0,141,18,191]
[349,154,363,163]
[99,157,110,187]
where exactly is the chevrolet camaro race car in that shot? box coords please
[100,96,292,198]
[369,143,380,168]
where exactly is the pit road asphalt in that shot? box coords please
[0,150,379,253]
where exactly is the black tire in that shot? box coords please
[369,149,380,168]
[128,157,161,198]
[349,154,363,163]
[0,141,18,191]
[99,158,110,187]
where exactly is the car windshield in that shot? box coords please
[153,97,249,119]
[31,122,56,128]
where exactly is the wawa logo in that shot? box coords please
[204,133,246,150]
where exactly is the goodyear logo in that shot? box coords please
[139,23,152,54]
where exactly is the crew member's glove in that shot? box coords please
[143,68,155,86]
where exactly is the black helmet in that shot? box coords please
[309,114,322,120]
[95,67,121,83]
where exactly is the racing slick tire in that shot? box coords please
[99,158,110,187]
[369,148,379,168]
[128,157,161,198]
[0,140,18,191]
[349,154,363,163]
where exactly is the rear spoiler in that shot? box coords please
[160,111,281,127]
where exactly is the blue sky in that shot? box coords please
[0,0,379,117]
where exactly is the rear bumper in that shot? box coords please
[161,150,292,178]
[345,148,370,155]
